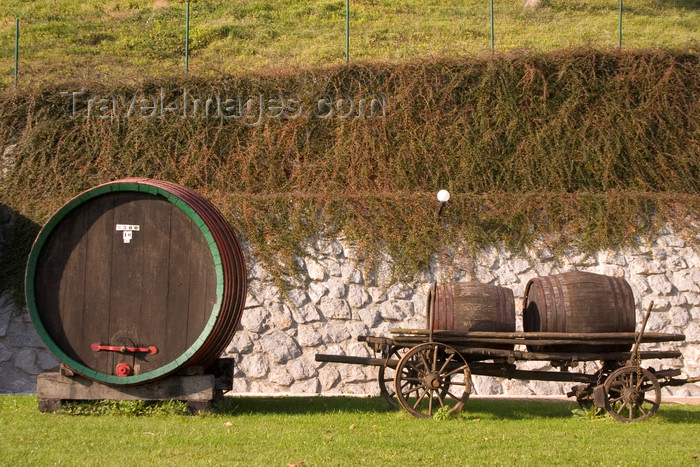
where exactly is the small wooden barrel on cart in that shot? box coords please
[523,271,635,352]
[428,282,516,347]
[25,178,247,386]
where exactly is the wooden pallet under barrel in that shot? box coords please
[37,358,234,413]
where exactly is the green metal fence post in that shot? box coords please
[490,0,494,52]
[185,2,190,73]
[618,0,623,48]
[14,18,19,87]
[346,0,350,63]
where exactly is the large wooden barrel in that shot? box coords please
[428,282,515,333]
[25,179,246,385]
[523,271,635,352]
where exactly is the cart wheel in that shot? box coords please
[379,346,452,409]
[378,346,404,409]
[394,342,471,418]
[604,365,661,422]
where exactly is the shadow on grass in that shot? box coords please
[213,396,700,423]
[213,396,397,416]
[213,396,577,420]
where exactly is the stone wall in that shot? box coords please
[1,228,699,397]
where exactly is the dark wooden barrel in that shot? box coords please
[523,271,635,352]
[25,179,246,385]
[428,282,515,334]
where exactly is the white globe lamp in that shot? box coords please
[437,190,450,203]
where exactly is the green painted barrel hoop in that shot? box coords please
[25,181,225,385]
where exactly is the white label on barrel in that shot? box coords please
[116,224,140,243]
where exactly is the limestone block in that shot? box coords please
[685,322,700,343]
[367,287,388,304]
[288,358,318,381]
[306,259,327,281]
[497,267,518,285]
[326,279,347,299]
[294,303,322,324]
[269,302,296,330]
[339,365,370,384]
[0,362,35,394]
[240,307,270,334]
[320,297,352,320]
[289,378,320,394]
[567,253,597,267]
[308,282,328,304]
[259,331,302,363]
[0,347,12,363]
[36,350,60,373]
[649,274,674,295]
[287,289,309,308]
[7,323,44,348]
[629,275,651,295]
[342,263,364,284]
[668,256,689,271]
[388,283,413,300]
[346,342,371,358]
[475,268,495,284]
[319,366,341,390]
[646,312,671,332]
[672,271,700,293]
[230,376,249,393]
[255,283,282,303]
[669,293,688,307]
[250,262,272,281]
[669,307,690,327]
[347,285,370,308]
[630,259,665,276]
[347,321,369,339]
[322,258,343,277]
[472,376,503,395]
[322,324,351,344]
[379,301,411,321]
[501,379,535,396]
[13,348,37,374]
[528,380,565,395]
[358,307,381,327]
[479,246,500,269]
[659,235,686,248]
[238,354,269,378]
[269,367,294,386]
[297,326,323,347]
[227,333,254,354]
[511,258,532,275]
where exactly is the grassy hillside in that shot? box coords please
[0,0,699,87]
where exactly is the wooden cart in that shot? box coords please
[316,303,699,420]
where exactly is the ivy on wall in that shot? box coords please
[1,47,699,300]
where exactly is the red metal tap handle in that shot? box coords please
[91,343,158,355]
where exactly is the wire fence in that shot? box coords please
[5,0,691,87]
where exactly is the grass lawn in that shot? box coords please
[0,0,699,87]
[1,395,699,465]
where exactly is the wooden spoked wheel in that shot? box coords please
[379,346,452,409]
[604,366,661,422]
[394,343,472,418]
